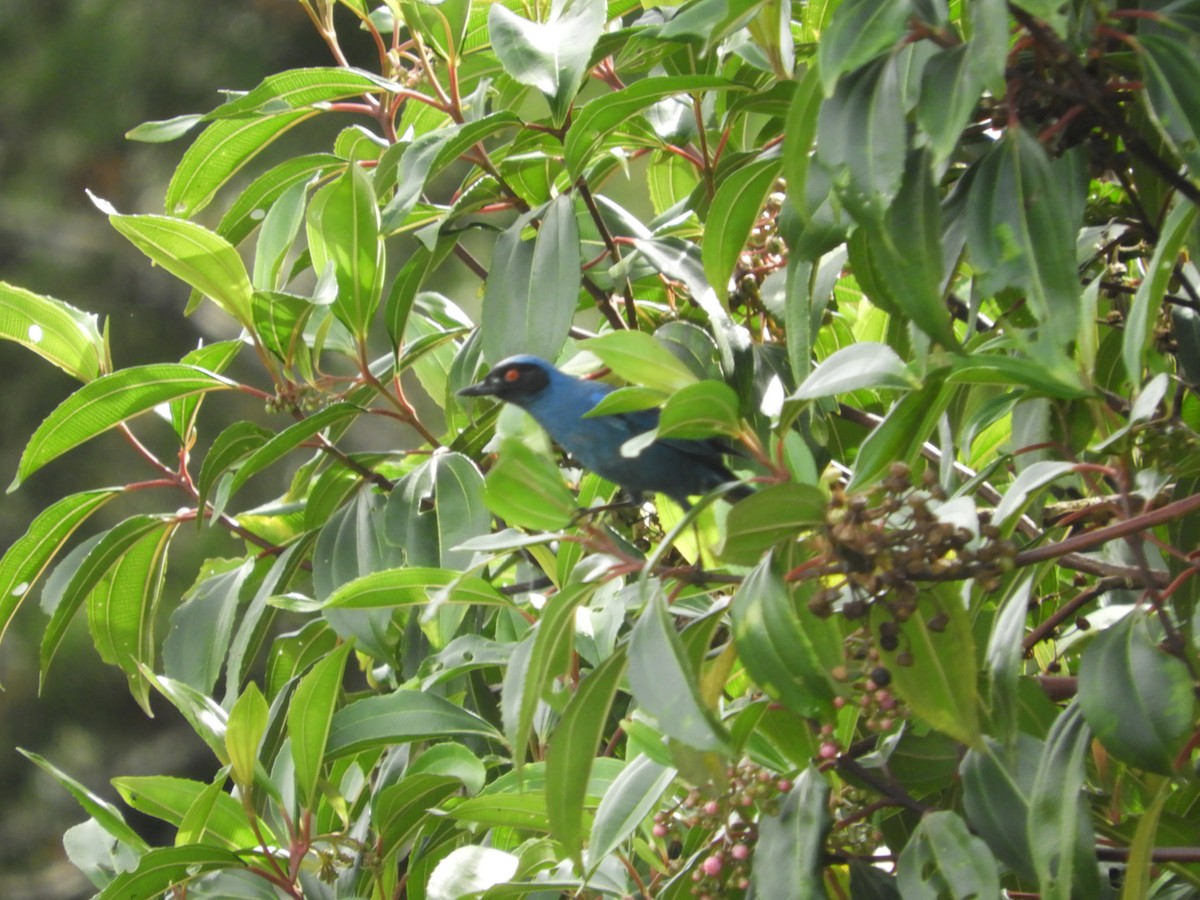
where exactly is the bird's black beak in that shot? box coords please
[457,380,495,398]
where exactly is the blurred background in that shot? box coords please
[0,2,350,895]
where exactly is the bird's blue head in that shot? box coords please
[457,355,557,409]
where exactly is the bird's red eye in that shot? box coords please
[503,368,520,382]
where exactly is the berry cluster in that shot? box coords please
[731,178,788,314]
[804,463,1017,660]
[651,759,794,898]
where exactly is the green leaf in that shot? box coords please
[324,690,502,757]
[197,421,272,513]
[874,584,981,748]
[718,483,825,563]
[848,376,951,490]
[483,440,577,531]
[815,56,906,223]
[379,112,523,233]
[897,810,1001,899]
[87,521,177,714]
[444,792,551,830]
[373,774,462,859]
[407,742,488,794]
[0,489,118,670]
[628,586,730,753]
[19,750,151,853]
[752,766,830,900]
[113,775,259,850]
[792,342,917,399]
[267,621,337,700]
[654,380,742,441]
[856,150,959,348]
[385,451,492,571]
[488,0,606,126]
[945,353,1089,398]
[109,214,255,326]
[226,402,362,500]
[565,75,742,177]
[166,110,317,217]
[588,755,677,865]
[965,128,1081,350]
[143,672,230,764]
[12,363,233,490]
[481,195,580,365]
[731,556,836,717]
[426,846,519,900]
[1123,200,1198,383]
[632,236,752,372]
[817,0,912,94]
[252,179,309,292]
[288,640,352,808]
[96,845,243,900]
[984,576,1034,744]
[1028,702,1101,900]
[1140,34,1200,175]
[323,567,509,610]
[226,683,269,790]
[216,153,341,246]
[505,581,596,766]
[308,161,383,340]
[991,460,1075,527]
[917,46,984,165]
[384,238,454,347]
[210,66,397,118]
[164,559,254,696]
[783,66,826,233]
[0,281,104,382]
[703,157,783,301]
[961,736,1041,881]
[40,515,173,686]
[582,331,700,393]
[1077,613,1194,775]
[546,649,629,866]
[126,113,205,142]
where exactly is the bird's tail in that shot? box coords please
[723,481,755,503]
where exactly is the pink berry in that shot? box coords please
[833,696,846,709]
[731,843,751,860]
[819,741,838,759]
[703,800,720,816]
[777,778,793,792]
[700,855,723,876]
[652,823,668,837]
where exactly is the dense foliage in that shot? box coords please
[2,0,1200,897]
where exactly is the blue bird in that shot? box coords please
[459,355,752,509]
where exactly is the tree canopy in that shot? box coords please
[2,0,1200,897]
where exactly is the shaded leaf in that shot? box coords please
[488,0,606,126]
[873,585,981,748]
[483,440,577,531]
[1027,702,1101,900]
[792,342,916,399]
[731,555,836,717]
[1078,613,1193,775]
[752,766,830,900]
[628,586,730,753]
[546,648,628,865]
[325,690,502,757]
[897,810,1001,899]
[288,640,353,808]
